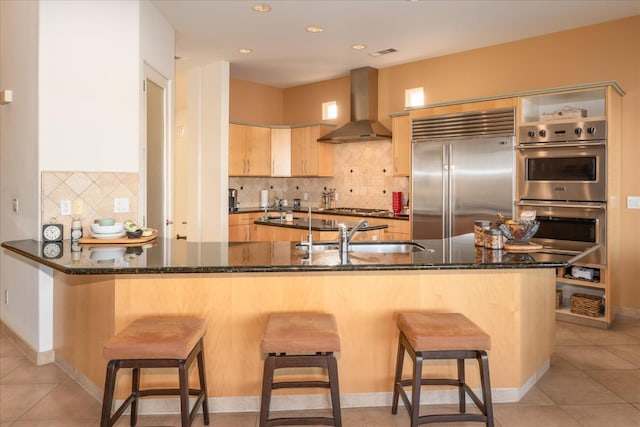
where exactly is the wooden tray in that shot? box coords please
[504,242,543,252]
[78,233,157,246]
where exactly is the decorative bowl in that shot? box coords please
[90,222,124,234]
[499,220,540,244]
[97,218,115,226]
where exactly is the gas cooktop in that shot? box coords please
[322,207,391,215]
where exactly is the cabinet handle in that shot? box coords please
[176,234,187,240]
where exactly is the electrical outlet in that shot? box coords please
[4,289,8,305]
[114,198,130,213]
[12,198,19,213]
[72,199,84,215]
[60,200,71,216]
[303,192,308,201]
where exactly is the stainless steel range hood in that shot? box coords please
[317,67,392,143]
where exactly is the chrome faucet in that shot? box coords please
[338,219,368,262]
[298,207,314,255]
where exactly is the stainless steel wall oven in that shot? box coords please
[517,119,607,253]
[518,120,606,202]
[516,200,605,254]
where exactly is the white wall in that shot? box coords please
[0,0,175,356]
[187,62,230,242]
[0,0,45,351]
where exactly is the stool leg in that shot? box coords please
[478,351,494,427]
[178,359,190,427]
[259,355,276,427]
[101,360,119,427]
[327,354,342,427]
[457,358,466,414]
[196,342,210,425]
[391,333,405,414]
[410,351,423,427]
[130,367,140,426]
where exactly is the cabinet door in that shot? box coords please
[392,115,411,176]
[271,128,291,177]
[245,126,271,176]
[290,126,334,176]
[290,127,307,175]
[229,124,247,176]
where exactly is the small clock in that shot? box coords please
[42,223,63,242]
[42,241,63,259]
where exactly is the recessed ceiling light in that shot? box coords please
[238,48,253,54]
[352,44,366,50]
[305,26,324,33]
[252,3,271,13]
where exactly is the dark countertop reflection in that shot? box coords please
[1,234,574,276]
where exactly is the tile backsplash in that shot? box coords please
[41,171,138,239]
[229,140,410,211]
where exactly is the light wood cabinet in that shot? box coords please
[517,85,623,327]
[229,124,271,176]
[270,128,291,177]
[291,125,334,176]
[392,114,411,176]
[228,213,259,241]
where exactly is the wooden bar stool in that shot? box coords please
[100,317,210,427]
[259,312,342,427]
[391,312,494,427]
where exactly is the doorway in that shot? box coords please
[143,66,172,238]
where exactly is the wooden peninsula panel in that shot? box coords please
[53,267,555,404]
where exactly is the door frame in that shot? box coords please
[141,63,173,238]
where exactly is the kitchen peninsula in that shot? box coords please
[1,235,581,412]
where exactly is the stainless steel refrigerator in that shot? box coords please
[411,109,515,240]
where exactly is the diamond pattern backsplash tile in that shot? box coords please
[42,171,138,239]
[229,141,409,211]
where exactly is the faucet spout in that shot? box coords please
[338,219,368,262]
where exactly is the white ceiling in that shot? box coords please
[152,0,640,89]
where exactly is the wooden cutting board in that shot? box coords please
[78,234,157,246]
[504,242,543,252]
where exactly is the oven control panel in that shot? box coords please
[519,120,606,144]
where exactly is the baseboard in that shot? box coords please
[0,320,54,365]
[615,306,640,319]
[107,359,550,415]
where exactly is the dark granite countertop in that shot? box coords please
[1,234,580,275]
[231,207,410,221]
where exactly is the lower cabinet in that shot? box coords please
[228,213,258,241]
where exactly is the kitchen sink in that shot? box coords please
[348,241,426,253]
[296,241,425,253]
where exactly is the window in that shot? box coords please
[322,101,337,120]
[405,88,424,108]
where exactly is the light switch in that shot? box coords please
[72,199,84,215]
[628,196,640,209]
[0,90,12,105]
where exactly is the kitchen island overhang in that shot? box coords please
[2,235,576,413]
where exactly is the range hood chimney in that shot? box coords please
[317,67,392,143]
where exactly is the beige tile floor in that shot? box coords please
[4,317,640,426]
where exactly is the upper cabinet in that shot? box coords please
[290,125,334,177]
[229,124,271,176]
[391,114,411,176]
[270,128,291,177]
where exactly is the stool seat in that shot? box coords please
[260,312,340,354]
[104,317,207,360]
[397,312,491,352]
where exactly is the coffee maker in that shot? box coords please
[228,188,238,212]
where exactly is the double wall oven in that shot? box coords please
[517,120,607,254]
